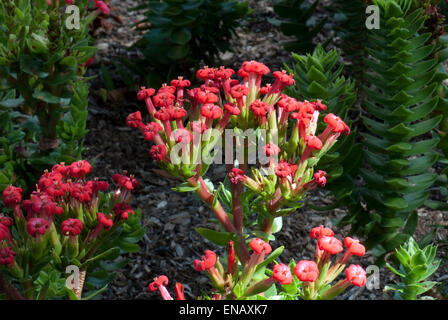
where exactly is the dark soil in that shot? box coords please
[83,0,448,300]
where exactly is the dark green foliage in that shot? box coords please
[132,0,251,86]
[0,0,96,192]
[332,0,368,80]
[271,0,327,53]
[284,45,360,205]
[351,0,447,259]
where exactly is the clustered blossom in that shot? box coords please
[128,61,349,220]
[0,161,139,271]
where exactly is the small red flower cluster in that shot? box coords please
[0,161,139,269]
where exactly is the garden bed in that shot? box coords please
[83,0,448,300]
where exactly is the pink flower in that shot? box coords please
[272,263,293,285]
[249,238,272,255]
[294,260,319,282]
[318,236,343,255]
[95,0,110,15]
[345,264,366,287]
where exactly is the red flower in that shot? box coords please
[0,224,12,243]
[61,218,83,236]
[112,173,139,191]
[150,144,167,162]
[272,263,293,285]
[154,107,173,121]
[313,170,327,187]
[69,183,92,203]
[113,203,134,220]
[172,107,188,120]
[318,236,343,255]
[345,264,366,287]
[313,99,327,111]
[158,84,176,95]
[228,168,246,184]
[324,113,350,135]
[137,87,155,101]
[216,67,235,80]
[38,170,63,190]
[241,61,270,76]
[278,96,299,112]
[89,180,110,194]
[196,90,219,105]
[95,0,110,15]
[344,237,366,257]
[148,275,169,292]
[273,70,295,86]
[170,77,191,88]
[22,192,63,217]
[27,218,49,237]
[141,122,163,141]
[224,103,240,115]
[52,163,69,176]
[250,100,268,117]
[194,250,217,272]
[310,225,334,239]
[68,160,92,179]
[0,216,13,227]
[263,143,280,157]
[275,161,292,178]
[230,84,249,99]
[200,104,223,120]
[305,135,323,150]
[227,240,236,274]
[175,282,185,300]
[153,92,175,108]
[260,84,272,95]
[126,111,143,129]
[0,247,15,266]
[249,238,272,255]
[2,185,22,207]
[196,67,217,81]
[294,260,319,282]
[97,212,114,230]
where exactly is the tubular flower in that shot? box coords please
[0,224,12,243]
[345,264,367,287]
[174,129,193,144]
[249,238,272,255]
[196,67,217,81]
[250,100,269,117]
[94,0,110,15]
[228,168,246,184]
[275,161,292,178]
[61,218,83,236]
[196,90,219,104]
[68,160,92,179]
[227,240,236,275]
[27,218,49,237]
[0,216,13,227]
[313,99,327,111]
[200,104,223,120]
[175,282,186,300]
[324,113,350,135]
[310,225,334,239]
[171,77,191,88]
[313,170,327,187]
[294,260,319,282]
[241,60,270,76]
[223,103,241,115]
[305,135,323,150]
[113,203,134,220]
[344,237,366,256]
[141,122,163,141]
[97,212,114,230]
[150,144,167,162]
[148,275,173,300]
[278,96,300,112]
[263,143,281,157]
[0,247,15,266]
[52,163,69,176]
[272,263,293,285]
[112,173,139,191]
[154,107,173,121]
[272,70,295,89]
[318,236,343,255]
[153,92,175,108]
[2,185,22,207]
[126,111,143,129]
[230,84,249,99]
[137,87,155,101]
[194,250,217,272]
